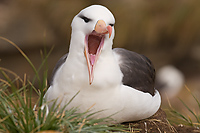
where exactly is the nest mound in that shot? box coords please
[122,108,199,133]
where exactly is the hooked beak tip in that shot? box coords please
[107,25,112,38]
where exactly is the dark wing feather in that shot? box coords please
[113,48,155,96]
[49,53,68,85]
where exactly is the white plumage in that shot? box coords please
[45,5,161,123]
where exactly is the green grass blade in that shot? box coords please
[185,85,200,110]
[178,98,200,123]
[0,36,40,82]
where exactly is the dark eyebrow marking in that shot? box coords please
[79,15,91,23]
[109,23,114,27]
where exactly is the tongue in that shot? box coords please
[90,54,96,66]
[88,32,102,67]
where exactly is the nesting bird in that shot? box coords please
[45,5,161,123]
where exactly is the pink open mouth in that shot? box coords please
[84,31,105,84]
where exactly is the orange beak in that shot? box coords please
[95,20,112,38]
[84,20,112,84]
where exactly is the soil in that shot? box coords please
[122,108,200,133]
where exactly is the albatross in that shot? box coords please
[45,5,161,123]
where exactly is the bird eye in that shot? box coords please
[79,15,91,23]
[109,23,114,27]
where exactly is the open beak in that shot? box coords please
[84,20,112,84]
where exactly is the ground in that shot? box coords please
[122,108,200,133]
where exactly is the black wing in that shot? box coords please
[113,48,155,96]
[49,53,68,85]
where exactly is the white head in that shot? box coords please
[70,5,115,84]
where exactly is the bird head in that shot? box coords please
[70,5,115,84]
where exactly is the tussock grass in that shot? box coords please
[0,72,124,132]
[167,85,200,128]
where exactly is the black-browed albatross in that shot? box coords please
[45,5,161,123]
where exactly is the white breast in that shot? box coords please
[45,50,161,123]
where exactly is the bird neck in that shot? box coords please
[68,32,85,55]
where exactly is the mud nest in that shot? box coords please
[122,108,200,133]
